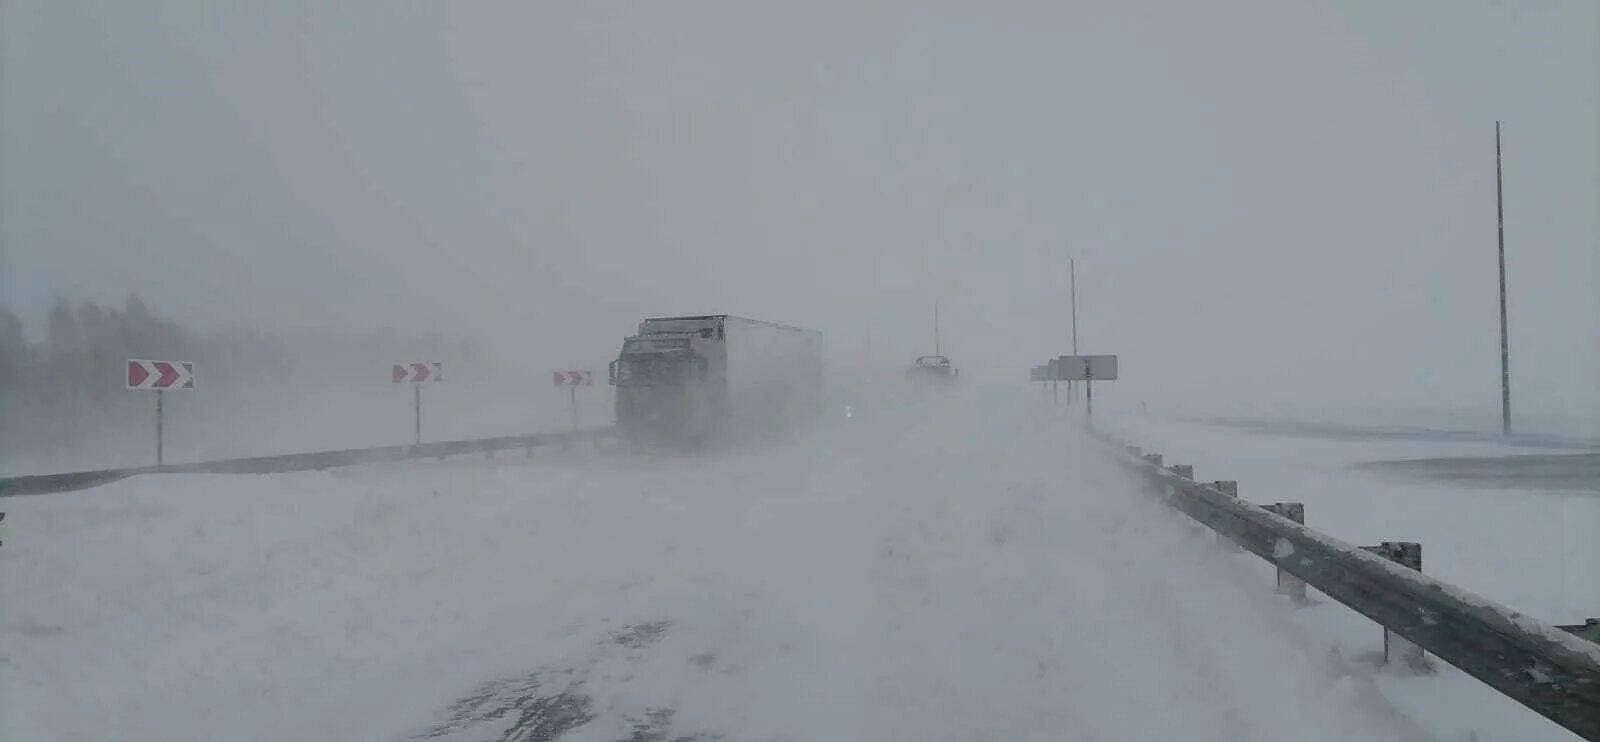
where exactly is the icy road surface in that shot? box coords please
[2,398,1432,741]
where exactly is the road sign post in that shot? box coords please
[1085,366,1093,420]
[156,389,164,466]
[553,371,594,432]
[394,362,443,447]
[1030,365,1050,401]
[127,359,195,466]
[1052,355,1117,422]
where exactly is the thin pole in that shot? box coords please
[414,383,422,447]
[570,385,579,432]
[1085,368,1094,423]
[934,300,941,356]
[1496,121,1511,435]
[1070,258,1079,403]
[1083,365,1094,422]
[1070,258,1079,355]
[156,389,164,466]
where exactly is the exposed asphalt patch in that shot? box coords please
[612,620,671,649]
[414,670,594,742]
[620,708,714,742]
[411,620,718,742]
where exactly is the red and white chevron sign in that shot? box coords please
[393,362,444,383]
[552,370,592,387]
[126,359,195,390]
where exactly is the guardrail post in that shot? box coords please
[1262,502,1307,602]
[1362,541,1427,669]
[1166,464,1195,512]
[1138,453,1164,496]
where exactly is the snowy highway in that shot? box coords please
[4,396,1436,741]
[8,1,1595,739]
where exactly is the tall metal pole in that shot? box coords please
[934,300,941,356]
[1070,258,1079,403]
[1496,121,1511,435]
[570,386,579,432]
[1070,258,1079,356]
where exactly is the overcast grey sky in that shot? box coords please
[2,0,1595,425]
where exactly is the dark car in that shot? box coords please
[906,355,958,382]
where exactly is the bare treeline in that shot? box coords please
[0,295,472,472]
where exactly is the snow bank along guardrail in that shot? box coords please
[0,427,615,498]
[1091,430,1600,740]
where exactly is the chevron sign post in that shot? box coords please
[394,362,444,446]
[126,359,195,466]
[553,370,593,431]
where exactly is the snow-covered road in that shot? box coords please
[3,397,1433,741]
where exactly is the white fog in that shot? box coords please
[1,2,1596,740]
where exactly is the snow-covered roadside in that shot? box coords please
[1099,414,1598,620]
[1098,412,1598,741]
[4,398,1437,741]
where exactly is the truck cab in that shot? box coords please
[610,325,718,444]
[610,315,821,446]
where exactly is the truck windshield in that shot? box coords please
[614,354,697,386]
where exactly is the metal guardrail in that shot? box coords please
[1095,431,1600,741]
[0,427,614,498]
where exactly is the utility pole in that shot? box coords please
[1071,258,1079,357]
[1070,258,1080,403]
[1496,121,1511,435]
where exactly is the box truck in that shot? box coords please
[609,315,823,445]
